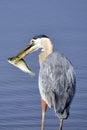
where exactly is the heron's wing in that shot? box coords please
[39,52,76,118]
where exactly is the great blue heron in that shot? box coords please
[14,35,76,130]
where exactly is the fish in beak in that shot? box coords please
[8,57,34,76]
[7,40,39,75]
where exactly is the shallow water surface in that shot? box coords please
[0,1,87,130]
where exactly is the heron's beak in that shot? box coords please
[16,42,39,61]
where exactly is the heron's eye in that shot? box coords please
[31,40,34,45]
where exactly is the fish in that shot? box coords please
[8,57,34,76]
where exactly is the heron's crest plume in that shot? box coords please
[33,34,49,39]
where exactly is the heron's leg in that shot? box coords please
[59,119,63,130]
[41,99,47,130]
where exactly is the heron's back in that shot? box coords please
[39,52,76,119]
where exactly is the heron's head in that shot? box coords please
[17,35,53,60]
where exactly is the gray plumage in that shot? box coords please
[39,52,76,119]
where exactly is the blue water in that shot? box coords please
[0,1,87,130]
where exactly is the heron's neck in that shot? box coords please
[39,39,53,66]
